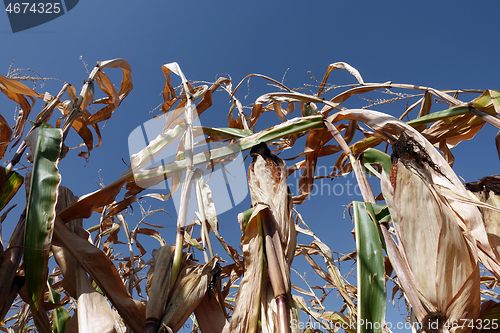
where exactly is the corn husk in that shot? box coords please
[159,256,219,332]
[229,142,298,333]
[145,245,174,333]
[466,176,500,265]
[381,139,480,332]
[328,109,500,279]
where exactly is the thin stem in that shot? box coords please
[171,68,196,287]
[116,213,135,297]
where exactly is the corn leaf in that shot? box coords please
[406,106,470,127]
[53,216,146,333]
[353,201,386,333]
[24,127,62,315]
[0,167,23,211]
[47,277,71,333]
[0,114,12,160]
[361,148,391,179]
[0,74,43,146]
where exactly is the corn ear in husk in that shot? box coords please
[230,142,298,333]
[381,133,480,333]
[159,256,220,332]
[145,245,174,333]
[466,176,500,260]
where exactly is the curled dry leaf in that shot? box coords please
[466,176,500,263]
[89,58,133,124]
[317,62,364,97]
[0,74,43,147]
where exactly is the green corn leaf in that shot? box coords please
[406,106,469,127]
[353,201,386,333]
[0,167,23,211]
[361,148,391,178]
[47,277,70,333]
[470,90,493,109]
[24,128,62,316]
[301,102,314,116]
[197,126,253,139]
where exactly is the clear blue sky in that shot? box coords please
[1,1,500,331]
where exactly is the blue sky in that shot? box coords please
[1,1,500,331]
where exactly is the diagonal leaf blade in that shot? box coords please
[353,201,386,333]
[0,167,23,212]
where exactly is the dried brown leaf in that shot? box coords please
[87,59,133,125]
[0,114,12,160]
[146,245,174,333]
[58,173,130,222]
[0,74,41,147]
[317,62,364,97]
[160,257,220,332]
[53,216,145,333]
[230,207,265,333]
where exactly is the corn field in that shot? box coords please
[1,58,500,333]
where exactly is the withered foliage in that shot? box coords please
[1,59,500,333]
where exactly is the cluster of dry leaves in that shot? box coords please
[1,59,500,333]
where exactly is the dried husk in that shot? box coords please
[193,281,228,333]
[381,157,480,332]
[229,207,265,333]
[248,143,295,266]
[466,177,500,264]
[145,245,174,333]
[159,257,219,332]
[328,109,500,280]
[236,143,298,333]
